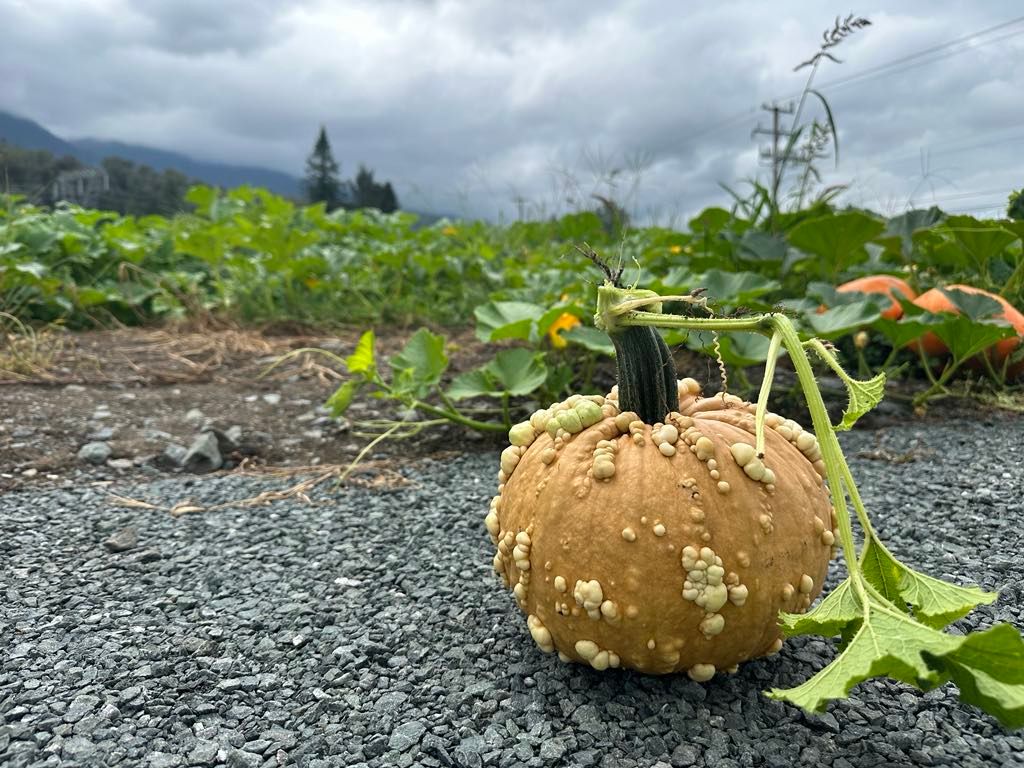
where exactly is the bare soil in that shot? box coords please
[0,325,504,492]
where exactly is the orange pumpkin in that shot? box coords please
[486,379,834,681]
[835,275,916,320]
[912,285,1024,377]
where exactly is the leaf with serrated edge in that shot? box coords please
[944,662,1024,730]
[834,371,885,431]
[862,537,996,628]
[937,624,1024,685]
[779,578,861,638]
[897,563,997,630]
[860,537,905,606]
[345,330,375,376]
[806,339,885,431]
[768,607,959,714]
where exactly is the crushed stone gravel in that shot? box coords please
[2,417,1023,768]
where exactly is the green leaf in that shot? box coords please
[325,380,360,417]
[474,300,544,342]
[932,317,1017,363]
[768,607,960,714]
[945,217,1019,271]
[779,578,862,639]
[736,230,787,263]
[861,538,997,629]
[689,332,777,368]
[446,348,548,400]
[700,269,779,305]
[389,328,448,397]
[939,624,1024,685]
[806,339,886,430]
[805,300,883,339]
[13,261,47,279]
[939,288,1005,322]
[873,316,937,349]
[445,369,494,400]
[562,325,616,356]
[488,348,548,395]
[788,211,886,272]
[880,208,944,259]
[688,206,733,235]
[944,660,1024,730]
[345,330,376,376]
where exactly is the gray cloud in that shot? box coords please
[1,0,1023,220]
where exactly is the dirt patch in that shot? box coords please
[0,325,504,491]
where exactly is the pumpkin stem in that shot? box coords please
[597,285,678,423]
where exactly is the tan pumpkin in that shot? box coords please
[486,378,835,682]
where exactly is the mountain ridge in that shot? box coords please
[0,110,301,197]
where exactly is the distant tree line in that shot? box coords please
[0,142,194,215]
[303,127,399,213]
[3,128,402,217]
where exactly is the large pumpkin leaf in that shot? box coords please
[879,208,944,259]
[699,269,779,305]
[736,230,787,264]
[805,300,883,339]
[447,348,547,400]
[389,328,448,398]
[788,211,886,273]
[474,300,544,342]
[944,217,1020,273]
[562,325,616,356]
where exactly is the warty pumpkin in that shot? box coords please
[486,298,836,682]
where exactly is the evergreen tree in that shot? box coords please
[379,182,398,213]
[303,126,342,210]
[346,164,400,212]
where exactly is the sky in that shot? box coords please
[2,0,1023,222]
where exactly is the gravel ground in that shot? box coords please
[2,417,1023,768]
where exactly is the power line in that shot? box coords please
[798,15,1024,96]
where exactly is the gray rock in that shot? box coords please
[187,739,219,766]
[225,749,262,768]
[103,527,139,553]
[182,432,222,474]
[671,744,700,767]
[149,752,184,767]
[154,443,189,470]
[202,427,239,455]
[87,426,116,441]
[64,694,99,723]
[389,721,426,751]
[77,441,112,465]
[107,457,134,470]
[184,408,206,424]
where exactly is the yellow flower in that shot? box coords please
[442,225,459,236]
[669,244,683,254]
[304,276,321,289]
[548,312,581,349]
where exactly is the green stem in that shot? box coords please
[912,357,961,407]
[754,331,783,457]
[411,399,508,433]
[500,390,511,430]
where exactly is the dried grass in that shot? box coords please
[0,313,65,382]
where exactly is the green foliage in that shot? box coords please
[2,183,1023,405]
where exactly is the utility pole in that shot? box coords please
[752,101,796,214]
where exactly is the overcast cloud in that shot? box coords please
[2,0,1023,221]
